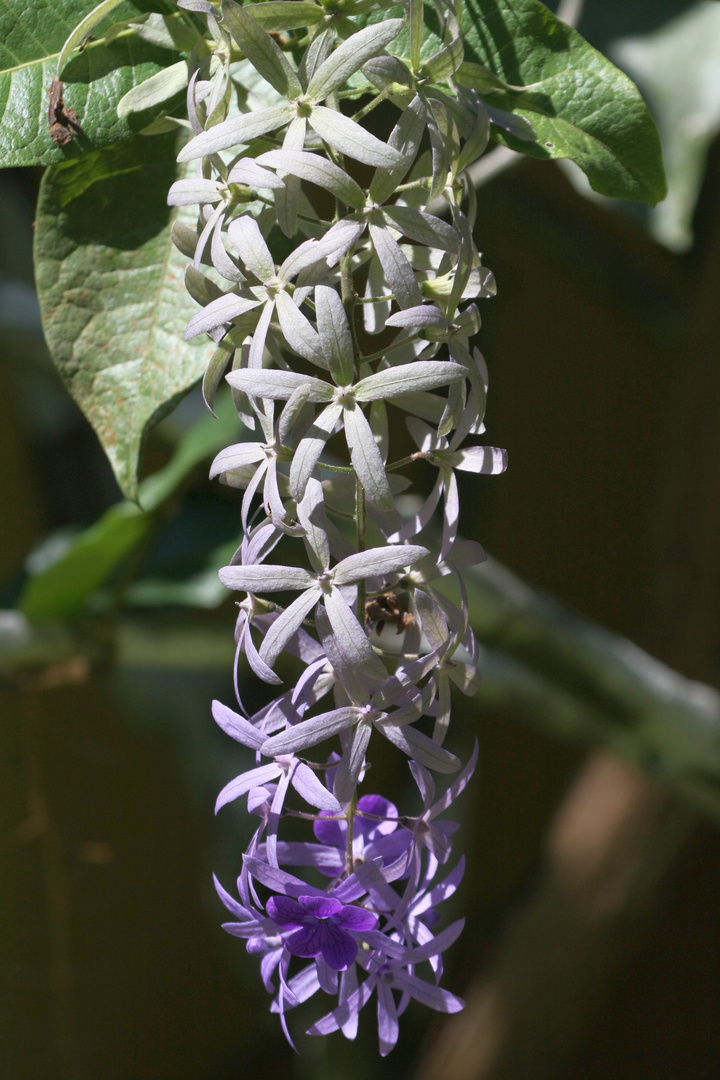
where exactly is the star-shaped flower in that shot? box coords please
[178,12,407,172]
[266,894,379,971]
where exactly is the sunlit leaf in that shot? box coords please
[57,0,126,75]
[117,58,191,116]
[0,0,181,167]
[459,0,667,204]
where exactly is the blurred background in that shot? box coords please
[2,1,720,1077]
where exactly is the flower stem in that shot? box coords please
[356,474,367,624]
[345,790,357,873]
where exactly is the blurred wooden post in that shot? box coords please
[418,139,720,1080]
[416,754,690,1080]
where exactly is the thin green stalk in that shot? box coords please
[355,473,367,625]
[345,790,357,873]
[351,87,391,123]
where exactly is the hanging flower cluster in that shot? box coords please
[169,0,507,1053]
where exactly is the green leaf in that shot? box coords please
[459,0,667,204]
[0,0,183,167]
[19,505,150,622]
[117,58,191,117]
[124,539,238,608]
[610,2,720,249]
[241,2,325,32]
[34,132,215,501]
[57,0,127,76]
[18,392,241,621]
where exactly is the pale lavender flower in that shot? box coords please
[388,404,507,558]
[226,329,467,511]
[219,486,429,675]
[177,16,408,170]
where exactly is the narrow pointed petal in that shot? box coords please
[167,178,223,205]
[324,588,387,682]
[344,405,394,511]
[259,586,323,668]
[282,219,365,276]
[245,610,285,685]
[257,149,365,210]
[369,93,426,204]
[391,968,464,1012]
[211,699,264,748]
[333,720,372,805]
[184,293,261,339]
[276,289,321,363]
[228,157,286,190]
[210,442,265,478]
[315,285,354,386]
[354,361,465,401]
[378,722,461,772]
[310,107,405,169]
[414,588,450,650]
[275,115,306,237]
[262,706,360,757]
[227,368,333,401]
[382,205,459,252]
[296,477,331,572]
[454,445,508,474]
[291,763,341,812]
[222,0,302,99]
[219,564,315,593]
[289,402,344,502]
[228,215,275,282]
[377,980,400,1057]
[368,223,422,309]
[333,544,428,585]
[215,763,281,813]
[385,304,447,330]
[307,20,403,101]
[177,103,295,161]
[441,468,460,559]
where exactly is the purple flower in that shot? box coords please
[266,894,378,970]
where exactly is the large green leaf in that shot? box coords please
[611,1,720,248]
[34,131,214,501]
[459,0,667,204]
[0,0,182,168]
[18,392,241,621]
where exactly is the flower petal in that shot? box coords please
[344,404,394,511]
[177,103,295,161]
[310,107,406,169]
[261,706,360,757]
